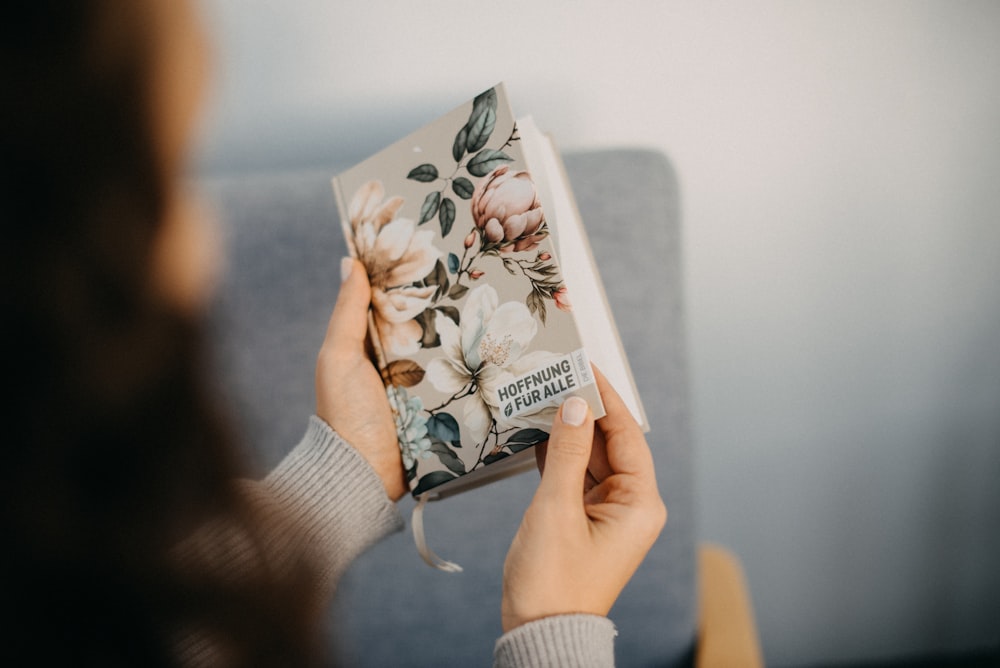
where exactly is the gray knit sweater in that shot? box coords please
[261,416,617,667]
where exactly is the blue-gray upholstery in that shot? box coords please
[203,149,695,667]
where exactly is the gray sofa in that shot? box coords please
[203,149,697,667]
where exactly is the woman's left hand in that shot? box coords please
[315,258,407,501]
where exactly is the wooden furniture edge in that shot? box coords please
[695,543,765,668]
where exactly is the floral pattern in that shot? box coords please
[387,385,432,469]
[340,85,585,495]
[426,285,561,445]
[348,181,441,355]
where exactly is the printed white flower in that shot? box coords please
[425,285,559,444]
[349,180,442,355]
[387,385,432,470]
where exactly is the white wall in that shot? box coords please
[195,1,1000,665]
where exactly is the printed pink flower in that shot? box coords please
[470,165,547,253]
[348,180,441,355]
[553,286,572,312]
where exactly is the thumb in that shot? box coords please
[536,396,595,505]
[323,257,371,351]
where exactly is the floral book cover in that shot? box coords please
[331,83,605,499]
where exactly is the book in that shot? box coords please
[331,83,647,504]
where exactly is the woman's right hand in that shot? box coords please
[500,368,666,632]
[315,258,407,501]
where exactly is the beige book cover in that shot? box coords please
[332,83,645,501]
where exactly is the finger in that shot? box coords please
[537,438,605,493]
[323,257,371,352]
[587,423,613,484]
[593,367,656,478]
[535,396,596,506]
[537,380,613,486]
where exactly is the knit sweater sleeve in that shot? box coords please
[174,417,404,665]
[239,418,617,667]
[493,615,617,668]
[246,415,405,592]
[265,420,618,667]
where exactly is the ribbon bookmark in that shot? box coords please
[411,494,463,573]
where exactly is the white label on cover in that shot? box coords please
[497,348,594,420]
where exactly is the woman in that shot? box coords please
[1,1,666,665]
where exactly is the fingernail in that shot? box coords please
[340,257,354,283]
[561,396,588,427]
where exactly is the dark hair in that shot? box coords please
[1,2,323,664]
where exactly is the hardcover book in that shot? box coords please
[331,83,647,505]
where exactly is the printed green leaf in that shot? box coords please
[423,260,449,301]
[533,263,559,278]
[422,259,446,286]
[419,191,441,224]
[447,252,460,274]
[483,451,510,466]
[448,284,469,300]
[526,290,547,324]
[465,106,496,153]
[430,440,467,475]
[471,88,498,116]
[407,163,439,182]
[439,197,456,237]
[427,413,461,444]
[506,429,549,452]
[413,470,457,496]
[453,125,469,162]
[451,177,474,200]
[415,309,440,348]
[436,305,460,325]
[467,149,513,177]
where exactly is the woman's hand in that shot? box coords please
[501,368,666,632]
[315,258,407,501]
